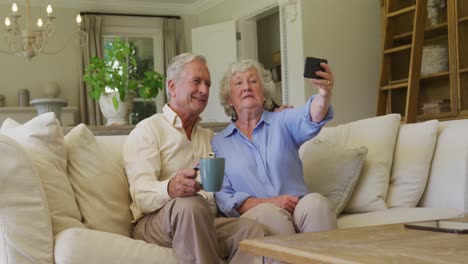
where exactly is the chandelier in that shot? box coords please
[0,0,87,60]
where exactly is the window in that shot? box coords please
[102,16,164,124]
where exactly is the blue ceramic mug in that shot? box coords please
[199,157,225,192]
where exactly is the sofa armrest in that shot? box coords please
[54,228,177,264]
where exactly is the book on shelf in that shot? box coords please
[421,99,451,115]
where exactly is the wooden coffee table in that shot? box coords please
[240,216,468,263]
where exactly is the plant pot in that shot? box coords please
[99,91,135,125]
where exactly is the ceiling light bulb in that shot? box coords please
[37,18,43,28]
[76,14,82,24]
[12,3,18,13]
[5,17,11,27]
[46,4,53,14]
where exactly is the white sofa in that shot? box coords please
[299,114,466,229]
[0,113,466,264]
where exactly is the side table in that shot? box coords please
[30,98,68,123]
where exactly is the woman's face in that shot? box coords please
[228,67,265,113]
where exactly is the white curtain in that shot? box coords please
[161,18,181,106]
[79,15,104,125]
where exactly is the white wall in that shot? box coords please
[197,0,278,26]
[300,0,382,125]
[0,6,82,108]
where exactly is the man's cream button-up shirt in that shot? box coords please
[124,104,214,222]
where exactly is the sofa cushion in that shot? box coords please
[1,113,85,235]
[419,120,468,212]
[65,124,133,237]
[299,139,368,216]
[386,120,438,207]
[338,207,463,229]
[0,135,54,264]
[54,228,177,264]
[316,114,401,213]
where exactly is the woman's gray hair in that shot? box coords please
[219,59,275,118]
[165,53,207,100]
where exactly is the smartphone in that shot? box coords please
[304,57,328,79]
[404,220,468,234]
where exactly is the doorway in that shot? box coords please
[237,6,282,105]
[191,5,282,122]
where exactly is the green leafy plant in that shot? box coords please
[83,38,165,110]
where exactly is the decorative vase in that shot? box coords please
[427,0,445,25]
[99,91,135,126]
[18,88,30,107]
[272,51,281,65]
[421,44,448,76]
[44,81,61,98]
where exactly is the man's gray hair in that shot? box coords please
[219,59,275,118]
[166,53,208,100]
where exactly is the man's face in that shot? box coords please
[168,60,211,117]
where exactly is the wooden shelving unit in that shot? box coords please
[378,0,468,122]
[456,1,468,115]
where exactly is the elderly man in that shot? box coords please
[123,53,265,264]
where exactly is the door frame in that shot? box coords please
[235,3,291,104]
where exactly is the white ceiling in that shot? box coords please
[126,0,199,4]
[0,0,226,15]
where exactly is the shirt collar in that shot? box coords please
[163,104,202,129]
[221,111,272,138]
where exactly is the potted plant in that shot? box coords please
[83,38,164,125]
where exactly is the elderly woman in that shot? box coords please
[212,59,337,236]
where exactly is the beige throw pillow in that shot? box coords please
[0,135,54,264]
[316,114,401,213]
[299,139,368,216]
[1,113,85,235]
[386,120,438,207]
[65,124,133,236]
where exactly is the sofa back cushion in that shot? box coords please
[1,113,85,235]
[0,135,54,264]
[299,139,368,216]
[65,124,133,236]
[315,114,401,213]
[419,119,468,212]
[386,120,438,207]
